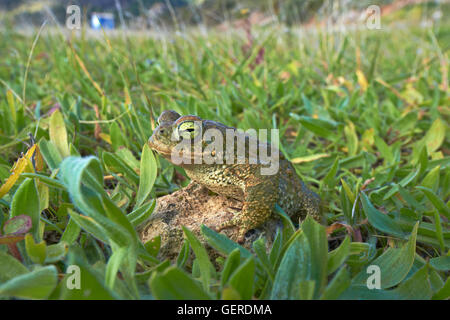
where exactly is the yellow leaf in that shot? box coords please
[99,133,112,144]
[291,153,330,164]
[0,145,37,199]
[124,87,131,106]
[356,69,368,92]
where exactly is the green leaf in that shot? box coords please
[0,266,57,299]
[182,226,214,292]
[393,264,432,299]
[11,178,41,242]
[25,233,46,264]
[0,251,28,283]
[38,139,63,171]
[339,285,400,300]
[144,236,161,257]
[149,266,211,300]
[253,238,274,281]
[417,186,450,219]
[327,236,350,275]
[3,215,32,235]
[49,109,70,158]
[423,118,446,153]
[429,256,450,271]
[176,239,190,268]
[45,242,68,263]
[128,200,156,228]
[102,152,139,186]
[301,216,328,298]
[420,165,440,192]
[227,257,255,300]
[60,217,81,245]
[105,247,127,289]
[352,222,419,289]
[271,233,312,300]
[201,225,251,258]
[320,267,351,300]
[361,192,405,238]
[322,157,339,190]
[110,121,126,151]
[220,248,241,288]
[298,116,338,140]
[135,144,157,208]
[60,247,118,300]
[432,277,450,300]
[298,280,315,300]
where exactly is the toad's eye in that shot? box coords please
[177,121,201,139]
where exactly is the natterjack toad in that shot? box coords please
[148,110,321,242]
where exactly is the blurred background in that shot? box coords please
[0,0,448,32]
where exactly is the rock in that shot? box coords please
[138,182,283,264]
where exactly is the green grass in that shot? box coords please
[0,20,448,300]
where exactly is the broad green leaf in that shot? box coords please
[128,199,156,228]
[144,236,161,257]
[327,236,350,275]
[430,256,450,271]
[102,152,139,186]
[38,139,63,171]
[361,192,405,238]
[298,280,315,300]
[45,242,68,263]
[176,239,190,268]
[11,178,41,242]
[3,215,32,235]
[420,165,440,191]
[298,116,338,140]
[393,264,432,299]
[201,225,251,258]
[105,247,127,289]
[135,144,157,208]
[432,277,450,300]
[423,118,445,153]
[0,251,28,283]
[320,267,351,300]
[253,238,274,281]
[60,217,81,245]
[25,233,46,264]
[301,216,328,298]
[49,109,70,158]
[220,248,241,288]
[182,226,214,292]
[61,247,118,300]
[227,257,255,300]
[271,233,312,300]
[0,266,57,299]
[352,222,419,289]
[149,266,211,300]
[339,285,400,300]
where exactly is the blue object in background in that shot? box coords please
[91,13,115,30]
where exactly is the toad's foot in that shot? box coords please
[215,215,247,244]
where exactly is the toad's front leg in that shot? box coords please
[216,179,277,243]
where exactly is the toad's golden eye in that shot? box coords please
[177,121,201,139]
